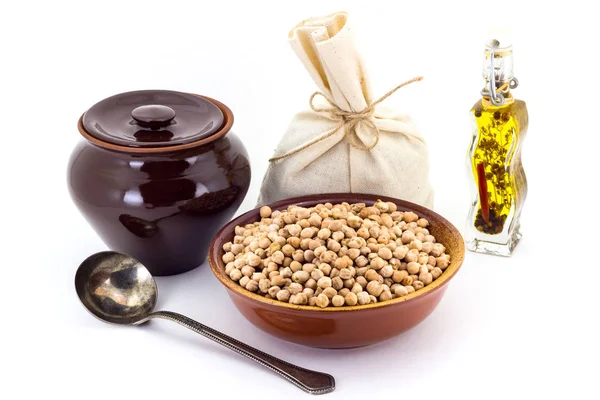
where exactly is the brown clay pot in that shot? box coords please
[209,193,464,348]
[68,90,251,276]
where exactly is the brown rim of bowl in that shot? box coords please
[209,193,465,313]
[77,94,234,154]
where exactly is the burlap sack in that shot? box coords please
[258,11,434,208]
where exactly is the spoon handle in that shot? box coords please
[150,311,335,395]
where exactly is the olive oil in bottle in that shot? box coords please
[466,39,529,256]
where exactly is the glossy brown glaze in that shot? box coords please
[68,95,251,276]
[209,194,464,348]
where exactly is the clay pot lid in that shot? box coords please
[81,90,227,151]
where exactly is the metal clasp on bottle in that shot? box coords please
[482,40,519,106]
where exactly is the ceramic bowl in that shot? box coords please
[208,193,464,348]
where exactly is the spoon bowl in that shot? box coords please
[75,251,157,325]
[74,251,335,395]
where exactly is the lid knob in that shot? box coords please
[131,105,176,129]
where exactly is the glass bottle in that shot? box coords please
[466,39,529,256]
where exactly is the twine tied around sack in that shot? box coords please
[269,76,424,162]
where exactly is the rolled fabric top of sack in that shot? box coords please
[258,11,434,209]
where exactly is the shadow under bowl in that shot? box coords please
[209,193,464,349]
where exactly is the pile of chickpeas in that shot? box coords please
[221,200,451,308]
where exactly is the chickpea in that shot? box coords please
[322,287,338,299]
[290,293,308,305]
[280,267,292,279]
[259,206,272,218]
[351,283,363,294]
[308,239,322,251]
[333,257,348,270]
[302,263,316,273]
[404,249,419,263]
[409,239,423,251]
[407,262,421,275]
[289,261,302,273]
[381,215,394,229]
[318,263,332,276]
[357,227,370,239]
[271,251,285,264]
[401,230,415,244]
[268,286,280,297]
[357,291,371,305]
[246,280,259,292]
[370,256,386,270]
[229,269,242,281]
[241,266,255,277]
[305,278,317,290]
[392,270,408,283]
[424,234,436,243]
[422,241,433,254]
[339,268,353,280]
[346,248,361,260]
[356,276,368,288]
[320,250,337,264]
[436,254,450,270]
[365,269,380,282]
[431,243,446,257]
[329,220,343,231]
[366,281,384,297]
[316,276,332,289]
[355,255,369,268]
[431,267,443,279]
[403,212,419,223]
[394,285,409,297]
[417,253,430,265]
[222,252,235,264]
[394,245,409,259]
[311,268,325,281]
[412,280,425,290]
[270,275,286,287]
[308,213,322,227]
[379,290,393,302]
[417,218,429,228]
[292,270,310,284]
[252,272,266,282]
[286,224,300,238]
[288,282,303,295]
[378,247,393,260]
[316,293,329,308]
[345,291,358,306]
[258,279,271,293]
[225,262,236,275]
[231,243,245,255]
[401,275,413,286]
[379,265,394,278]
[299,227,313,239]
[314,245,327,257]
[332,276,344,290]
[288,237,301,250]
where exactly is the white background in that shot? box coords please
[1,1,599,399]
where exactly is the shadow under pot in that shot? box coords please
[67,90,251,276]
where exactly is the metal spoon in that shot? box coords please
[75,251,335,395]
